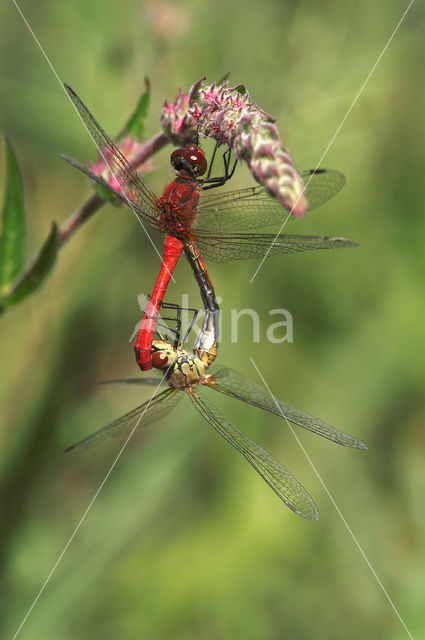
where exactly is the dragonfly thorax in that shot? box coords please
[159,146,205,236]
[159,179,201,236]
[151,340,206,388]
[168,349,206,388]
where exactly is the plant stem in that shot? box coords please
[0,131,169,316]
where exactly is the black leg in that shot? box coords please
[206,140,220,180]
[223,147,238,180]
[153,301,200,348]
[201,146,238,191]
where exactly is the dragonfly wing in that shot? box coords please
[209,368,367,449]
[195,185,285,232]
[299,169,346,211]
[62,155,159,227]
[65,387,180,454]
[194,232,358,263]
[194,169,346,232]
[64,84,160,223]
[188,388,319,520]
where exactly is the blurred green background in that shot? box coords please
[1,0,424,638]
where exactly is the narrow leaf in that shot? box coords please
[119,78,150,141]
[0,138,25,292]
[1,223,59,308]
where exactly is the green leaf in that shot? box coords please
[0,137,25,293]
[119,78,150,141]
[217,72,231,85]
[234,84,247,95]
[1,223,59,308]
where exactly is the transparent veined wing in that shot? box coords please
[193,169,346,233]
[208,367,367,449]
[62,155,160,228]
[188,388,319,520]
[193,231,357,263]
[299,169,346,210]
[64,84,160,225]
[65,387,181,453]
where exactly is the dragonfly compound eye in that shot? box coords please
[151,351,170,369]
[171,146,207,177]
[151,340,177,369]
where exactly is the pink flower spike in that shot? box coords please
[160,77,308,217]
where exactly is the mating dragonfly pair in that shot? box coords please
[63,85,365,519]
[63,84,355,371]
[66,300,367,521]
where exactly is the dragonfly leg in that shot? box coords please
[223,147,238,181]
[155,301,200,349]
[205,140,220,180]
[201,147,238,191]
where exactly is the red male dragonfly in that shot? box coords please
[63,85,356,371]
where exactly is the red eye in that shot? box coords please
[151,351,169,369]
[171,146,207,176]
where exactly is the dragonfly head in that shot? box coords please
[151,340,177,369]
[170,146,207,179]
